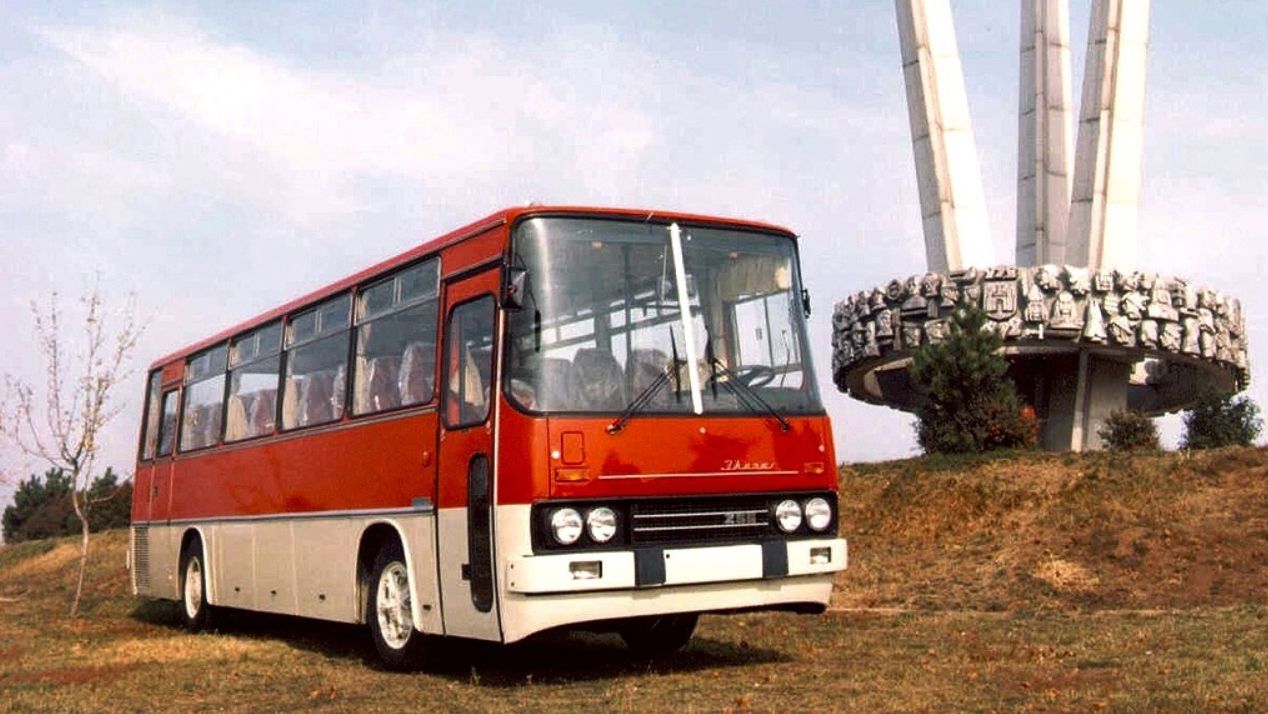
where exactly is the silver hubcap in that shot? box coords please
[376,561,413,650]
[184,556,203,620]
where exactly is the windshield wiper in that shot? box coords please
[670,328,683,403]
[707,356,791,432]
[705,331,719,400]
[607,358,683,434]
[608,326,685,435]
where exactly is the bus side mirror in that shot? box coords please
[504,267,528,310]
[801,288,812,317]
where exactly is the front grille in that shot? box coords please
[530,491,835,553]
[630,496,772,544]
[132,526,150,591]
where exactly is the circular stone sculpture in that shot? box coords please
[832,265,1249,416]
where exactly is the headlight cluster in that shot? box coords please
[549,506,618,545]
[773,496,834,533]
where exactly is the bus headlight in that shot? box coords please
[774,499,802,533]
[550,508,583,545]
[804,497,832,532]
[586,507,617,543]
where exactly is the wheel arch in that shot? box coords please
[355,519,429,632]
[178,525,214,604]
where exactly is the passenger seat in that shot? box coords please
[569,349,626,411]
[626,349,670,407]
[399,342,435,405]
[365,356,401,412]
[299,372,335,426]
[250,390,276,435]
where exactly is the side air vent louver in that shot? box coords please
[132,526,150,592]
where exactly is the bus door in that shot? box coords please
[142,386,180,596]
[436,268,501,640]
[148,387,181,523]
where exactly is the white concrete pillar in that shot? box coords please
[1016,0,1074,267]
[896,0,995,273]
[1067,0,1151,271]
[1065,351,1131,451]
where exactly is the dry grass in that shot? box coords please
[2,448,1267,711]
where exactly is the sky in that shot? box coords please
[2,1,1267,508]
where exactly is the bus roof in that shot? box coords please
[149,205,796,370]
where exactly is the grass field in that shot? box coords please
[2,448,1266,712]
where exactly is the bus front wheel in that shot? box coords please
[367,541,427,670]
[618,613,698,658]
[179,541,215,632]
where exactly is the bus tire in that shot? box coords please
[367,540,426,670]
[618,613,698,658]
[179,541,215,632]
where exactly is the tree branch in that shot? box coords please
[0,282,145,618]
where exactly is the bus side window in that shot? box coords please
[156,390,179,458]
[180,344,228,452]
[226,321,282,442]
[281,294,351,430]
[444,296,495,428]
[139,370,163,460]
[352,259,440,416]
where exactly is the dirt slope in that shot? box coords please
[835,446,1268,611]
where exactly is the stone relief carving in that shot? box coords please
[1048,291,1082,332]
[982,279,1018,321]
[832,265,1250,391]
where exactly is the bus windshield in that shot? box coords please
[505,216,823,416]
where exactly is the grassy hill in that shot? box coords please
[836,446,1268,612]
[0,448,1265,711]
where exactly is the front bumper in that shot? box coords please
[505,537,846,594]
[497,537,845,643]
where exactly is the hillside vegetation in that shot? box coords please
[0,448,1265,711]
[837,446,1268,611]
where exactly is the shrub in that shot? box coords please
[908,304,1037,454]
[1181,391,1263,450]
[1097,410,1160,451]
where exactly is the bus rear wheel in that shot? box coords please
[618,613,698,658]
[179,541,215,632]
[367,541,427,670]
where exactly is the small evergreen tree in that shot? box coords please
[3,468,74,543]
[1181,391,1263,449]
[908,304,1036,454]
[1097,410,1160,451]
[2,467,130,543]
[86,469,132,532]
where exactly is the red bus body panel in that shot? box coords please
[543,414,836,500]
[163,411,439,519]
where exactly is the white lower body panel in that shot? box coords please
[130,510,441,633]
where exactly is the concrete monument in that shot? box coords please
[833,0,1249,451]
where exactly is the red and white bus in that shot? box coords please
[131,206,846,668]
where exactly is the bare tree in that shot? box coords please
[0,284,141,617]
